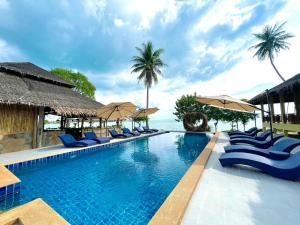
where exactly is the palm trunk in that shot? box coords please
[269,56,285,82]
[146,85,149,127]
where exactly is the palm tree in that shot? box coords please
[131,41,166,123]
[250,22,294,82]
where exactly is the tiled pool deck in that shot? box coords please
[182,133,300,225]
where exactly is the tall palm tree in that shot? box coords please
[131,41,166,119]
[250,22,294,82]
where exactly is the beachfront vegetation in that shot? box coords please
[174,95,256,131]
[250,22,294,82]
[174,95,207,122]
[51,68,96,99]
[131,41,167,111]
[174,95,209,131]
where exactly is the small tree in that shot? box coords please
[174,95,208,122]
[133,116,148,127]
[174,95,209,131]
[51,68,96,99]
[206,107,225,132]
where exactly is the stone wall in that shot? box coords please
[0,132,33,154]
[41,130,65,147]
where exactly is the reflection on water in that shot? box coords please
[131,139,159,164]
[175,133,209,164]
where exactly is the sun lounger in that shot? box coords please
[228,129,259,137]
[122,128,140,136]
[142,126,158,132]
[229,134,284,148]
[228,127,257,136]
[224,137,300,158]
[59,134,97,148]
[219,151,300,180]
[84,132,110,144]
[134,127,152,133]
[230,130,272,141]
[109,129,133,138]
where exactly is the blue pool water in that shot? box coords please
[4,132,209,224]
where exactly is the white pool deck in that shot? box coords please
[182,133,300,225]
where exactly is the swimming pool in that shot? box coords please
[2,132,210,224]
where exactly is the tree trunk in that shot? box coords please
[214,120,218,132]
[146,85,149,127]
[243,123,246,131]
[269,56,285,82]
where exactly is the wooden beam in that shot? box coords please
[32,107,38,148]
[36,107,45,148]
[269,95,275,123]
[260,101,264,126]
[279,92,286,123]
[294,90,300,124]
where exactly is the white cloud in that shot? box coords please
[113,18,126,27]
[0,38,23,61]
[193,1,258,33]
[83,0,107,21]
[126,0,185,29]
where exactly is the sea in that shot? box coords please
[45,118,262,132]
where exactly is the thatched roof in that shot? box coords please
[249,73,300,105]
[0,62,103,116]
[0,62,73,87]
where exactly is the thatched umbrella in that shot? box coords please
[131,107,159,129]
[97,102,137,136]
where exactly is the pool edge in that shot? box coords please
[148,132,220,225]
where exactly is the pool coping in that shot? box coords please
[148,132,220,225]
[0,131,166,167]
[0,198,70,225]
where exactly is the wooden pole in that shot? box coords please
[266,90,274,145]
[279,92,286,123]
[36,107,45,148]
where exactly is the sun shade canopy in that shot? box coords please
[131,107,159,118]
[197,95,259,112]
[97,102,137,120]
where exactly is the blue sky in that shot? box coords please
[0,0,300,119]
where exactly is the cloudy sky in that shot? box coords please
[0,0,300,120]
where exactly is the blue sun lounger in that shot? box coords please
[109,129,133,138]
[219,151,300,180]
[228,127,256,136]
[84,132,110,144]
[122,128,140,136]
[230,130,272,141]
[228,129,259,137]
[229,134,284,148]
[59,134,97,148]
[142,126,158,132]
[224,137,300,158]
[135,127,152,133]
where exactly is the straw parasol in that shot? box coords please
[197,95,258,112]
[131,107,159,129]
[131,107,159,118]
[97,102,137,120]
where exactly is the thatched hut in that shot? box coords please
[0,62,103,153]
[249,73,300,136]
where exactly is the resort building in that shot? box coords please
[0,62,103,153]
[249,73,300,137]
